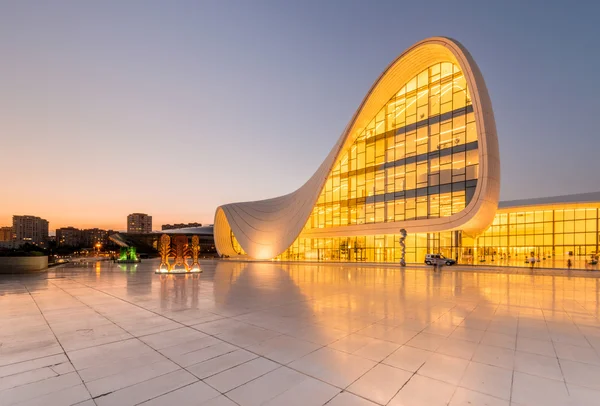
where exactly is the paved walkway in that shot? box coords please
[1,259,600,405]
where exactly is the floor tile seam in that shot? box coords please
[281,352,364,390]
[162,335,240,359]
[276,328,352,347]
[215,331,285,349]
[566,381,600,394]
[507,316,519,405]
[23,283,95,403]
[580,326,600,360]
[0,374,87,405]
[342,358,421,405]
[80,355,183,385]
[553,353,600,367]
[456,381,514,404]
[0,347,65,369]
[182,347,248,370]
[91,367,199,401]
[0,367,61,393]
[48,280,204,381]
[141,335,222,354]
[201,358,281,395]
[169,313,317,372]
[510,367,569,385]
[237,364,336,405]
[380,361,425,405]
[61,278,203,332]
[58,334,138,353]
[0,340,63,356]
[325,340,373,357]
[45,280,133,337]
[554,356,572,396]
[132,380,217,406]
[191,354,264,382]
[135,325,203,342]
[0,357,70,382]
[252,336,329,368]
[342,386,388,406]
[331,343,402,396]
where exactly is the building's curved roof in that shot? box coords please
[214,37,500,259]
[499,192,600,209]
[160,226,214,235]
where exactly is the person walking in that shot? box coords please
[529,255,536,269]
[567,258,572,270]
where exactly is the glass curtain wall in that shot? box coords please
[277,62,476,263]
[476,207,600,268]
[278,232,460,264]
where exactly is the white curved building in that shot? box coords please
[214,37,502,263]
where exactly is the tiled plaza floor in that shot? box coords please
[2,259,600,405]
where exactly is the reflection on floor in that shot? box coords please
[1,259,600,405]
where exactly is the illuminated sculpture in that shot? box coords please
[158,234,171,272]
[171,235,188,271]
[399,229,407,266]
[117,246,140,263]
[156,234,202,273]
[189,235,202,272]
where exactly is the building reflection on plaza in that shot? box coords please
[148,260,600,324]
[4,255,600,406]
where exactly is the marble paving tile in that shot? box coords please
[95,369,197,406]
[382,345,434,373]
[246,334,321,364]
[226,367,308,406]
[347,363,412,404]
[138,381,220,405]
[417,353,469,385]
[388,374,455,406]
[4,259,600,406]
[460,361,513,400]
[288,347,376,388]
[186,349,257,379]
[511,371,570,406]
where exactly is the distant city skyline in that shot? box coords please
[2,1,599,231]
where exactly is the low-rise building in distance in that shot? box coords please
[0,226,13,241]
[83,228,109,247]
[56,227,83,247]
[56,227,113,248]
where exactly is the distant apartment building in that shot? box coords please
[161,222,202,230]
[127,213,152,233]
[13,215,49,246]
[0,226,13,241]
[56,227,83,247]
[82,228,109,247]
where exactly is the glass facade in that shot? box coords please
[306,62,478,230]
[272,205,600,268]
[476,206,600,268]
[225,60,600,270]
[277,232,461,264]
[274,62,479,263]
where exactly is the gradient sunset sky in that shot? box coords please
[1,1,599,232]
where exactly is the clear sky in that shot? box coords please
[1,0,599,232]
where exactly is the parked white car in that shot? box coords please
[424,254,456,266]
